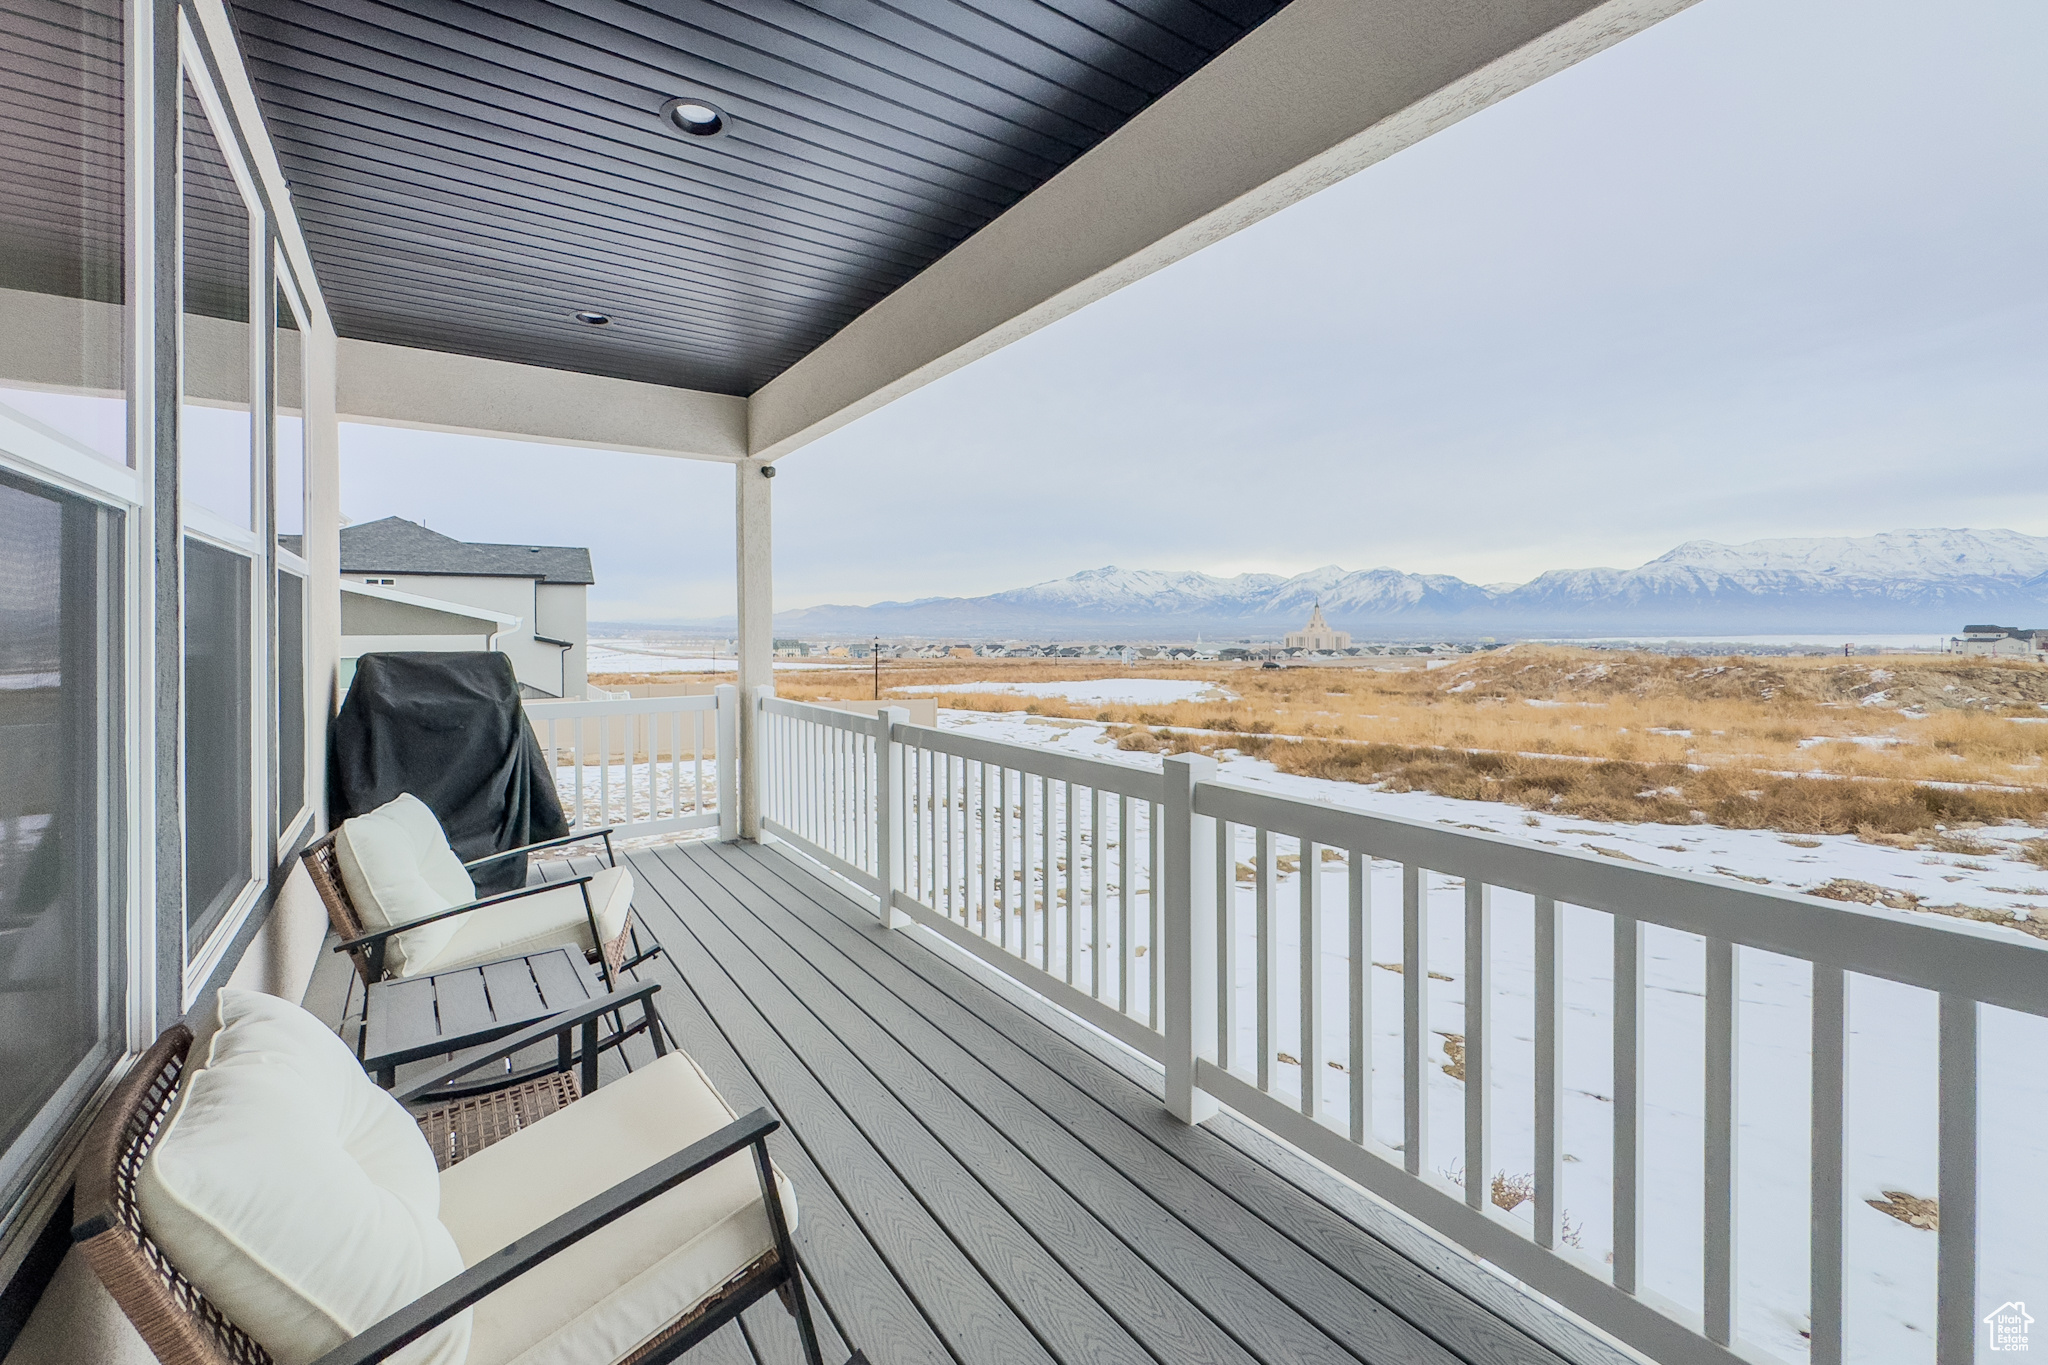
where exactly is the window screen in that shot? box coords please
[276,568,305,832]
[0,470,121,1206]
[184,537,252,950]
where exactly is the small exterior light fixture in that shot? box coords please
[662,96,730,138]
[574,311,610,325]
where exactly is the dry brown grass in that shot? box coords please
[1112,727,2048,835]
[1866,1191,1939,1231]
[1806,879,2048,941]
[1491,1172,1536,1214]
[704,647,2048,840]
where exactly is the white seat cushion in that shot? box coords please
[419,865,633,976]
[137,989,471,1365]
[439,1050,797,1365]
[334,793,476,976]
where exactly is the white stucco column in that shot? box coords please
[735,458,774,839]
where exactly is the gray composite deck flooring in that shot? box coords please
[312,838,1592,1365]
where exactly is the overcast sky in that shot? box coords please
[340,0,2048,623]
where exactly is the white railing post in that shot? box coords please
[1163,752,1219,1126]
[874,706,911,928]
[715,684,738,842]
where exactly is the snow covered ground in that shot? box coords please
[925,708,2048,1365]
[897,677,1232,706]
[586,640,849,673]
[549,758,714,843]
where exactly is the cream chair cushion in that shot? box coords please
[439,1050,797,1365]
[421,866,634,976]
[137,988,471,1365]
[334,793,476,976]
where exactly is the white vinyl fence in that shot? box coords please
[755,691,2048,1365]
[524,686,735,840]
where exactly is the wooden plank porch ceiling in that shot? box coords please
[313,839,1628,1365]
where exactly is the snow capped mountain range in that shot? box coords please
[771,529,2048,639]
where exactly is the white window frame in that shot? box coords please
[273,252,312,852]
[0,449,139,1234]
[176,13,270,1000]
[0,0,158,1265]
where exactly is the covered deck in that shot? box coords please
[315,837,1620,1365]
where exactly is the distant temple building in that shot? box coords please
[1285,602,1351,652]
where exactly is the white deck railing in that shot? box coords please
[754,691,2048,1365]
[525,686,735,840]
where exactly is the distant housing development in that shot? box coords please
[1284,602,1351,653]
[336,517,595,697]
[1951,624,2048,659]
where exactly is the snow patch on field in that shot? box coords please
[586,641,847,673]
[898,678,1231,705]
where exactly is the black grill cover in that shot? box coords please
[330,652,568,894]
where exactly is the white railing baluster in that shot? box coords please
[1120,793,1134,1017]
[1090,786,1104,999]
[912,741,925,903]
[1150,801,1163,1031]
[1936,993,1978,1365]
[955,755,966,920]
[1613,912,1643,1295]
[1704,935,1736,1342]
[599,714,611,829]
[809,713,821,846]
[1064,780,1077,985]
[1463,879,1490,1212]
[1216,819,1234,1067]
[1534,895,1562,1250]
[1403,863,1426,1178]
[572,715,585,830]
[1039,775,1054,973]
[1256,826,1273,1092]
[983,762,996,938]
[1348,850,1368,1146]
[1810,964,1846,1365]
[1300,839,1323,1120]
[1000,768,1014,955]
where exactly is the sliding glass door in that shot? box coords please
[0,0,128,1217]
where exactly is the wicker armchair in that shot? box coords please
[302,823,652,992]
[73,987,855,1365]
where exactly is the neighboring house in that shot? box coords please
[338,517,595,697]
[1284,601,1352,652]
[1951,624,2048,659]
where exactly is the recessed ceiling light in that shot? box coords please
[662,96,730,138]
[574,311,611,326]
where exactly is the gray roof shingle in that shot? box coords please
[338,517,594,585]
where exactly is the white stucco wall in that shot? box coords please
[534,583,588,698]
[348,573,583,697]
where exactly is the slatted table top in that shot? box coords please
[361,946,600,1080]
